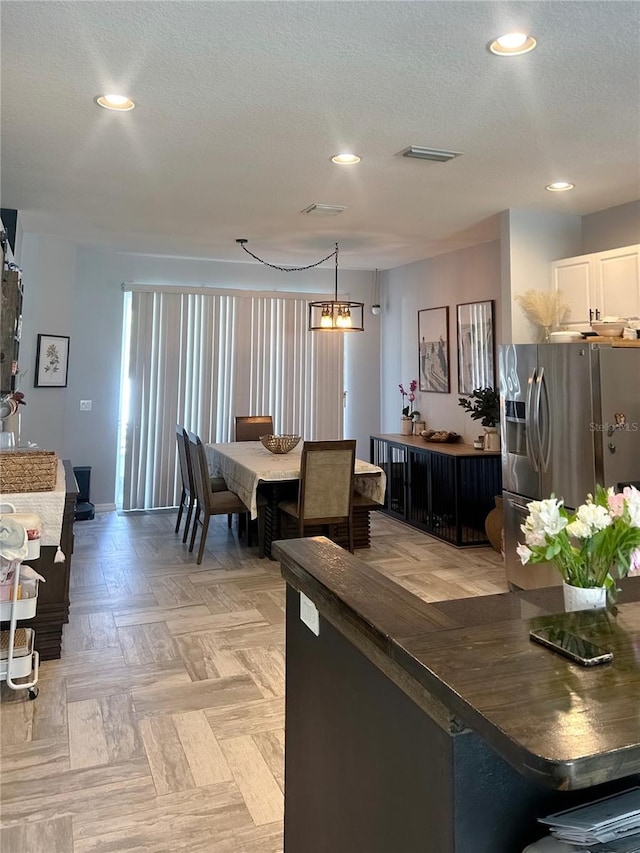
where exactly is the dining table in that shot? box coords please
[204,441,387,559]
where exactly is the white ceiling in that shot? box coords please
[1,1,639,270]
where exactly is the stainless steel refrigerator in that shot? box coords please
[499,342,640,589]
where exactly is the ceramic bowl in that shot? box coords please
[590,322,625,338]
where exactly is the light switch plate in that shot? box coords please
[79,400,92,411]
[299,591,319,636]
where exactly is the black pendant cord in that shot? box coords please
[236,238,337,272]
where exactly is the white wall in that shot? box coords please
[18,238,379,506]
[380,241,502,444]
[581,200,640,253]
[501,209,582,344]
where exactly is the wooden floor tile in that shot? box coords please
[220,735,284,825]
[0,814,74,853]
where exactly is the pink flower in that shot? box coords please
[629,549,640,576]
[408,393,415,403]
[608,491,625,517]
[410,379,417,393]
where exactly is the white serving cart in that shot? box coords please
[0,509,41,700]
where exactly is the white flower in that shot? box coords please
[566,518,592,539]
[574,502,612,534]
[516,543,533,564]
[623,486,640,528]
[523,528,547,548]
[524,498,567,537]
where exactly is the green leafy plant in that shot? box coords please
[517,486,640,589]
[457,387,499,427]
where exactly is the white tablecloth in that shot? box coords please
[205,441,386,520]
[0,458,66,546]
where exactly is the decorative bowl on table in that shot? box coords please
[260,434,301,454]
[420,430,461,443]
[590,321,625,338]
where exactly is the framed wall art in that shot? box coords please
[418,306,450,393]
[456,300,495,395]
[35,334,70,387]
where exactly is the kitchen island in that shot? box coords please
[274,536,640,852]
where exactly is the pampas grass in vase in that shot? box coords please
[515,289,570,342]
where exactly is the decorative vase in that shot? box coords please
[413,420,425,436]
[562,582,607,613]
[0,411,20,447]
[484,496,503,554]
[401,416,413,436]
[483,426,500,452]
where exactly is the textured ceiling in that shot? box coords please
[1,1,639,269]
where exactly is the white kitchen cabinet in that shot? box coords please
[551,244,640,324]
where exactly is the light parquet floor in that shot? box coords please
[0,510,506,852]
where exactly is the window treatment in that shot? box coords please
[121,288,344,510]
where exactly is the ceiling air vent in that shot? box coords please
[400,146,462,162]
[300,203,346,216]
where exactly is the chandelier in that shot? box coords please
[236,239,364,332]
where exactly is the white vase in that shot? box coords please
[562,582,607,613]
[401,417,413,436]
[483,426,500,452]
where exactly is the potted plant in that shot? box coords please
[457,387,500,450]
[517,485,640,611]
[399,380,420,436]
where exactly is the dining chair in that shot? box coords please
[186,431,252,564]
[175,425,227,543]
[235,415,274,442]
[278,439,357,553]
[233,414,274,534]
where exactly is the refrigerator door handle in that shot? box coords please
[537,367,551,473]
[533,368,545,472]
[525,369,539,472]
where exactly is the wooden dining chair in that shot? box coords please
[278,439,357,553]
[175,425,227,543]
[233,415,274,534]
[186,431,252,564]
[235,415,274,442]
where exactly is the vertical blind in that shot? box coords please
[122,288,344,510]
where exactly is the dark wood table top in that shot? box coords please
[371,433,501,456]
[274,536,640,791]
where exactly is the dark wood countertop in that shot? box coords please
[371,433,501,456]
[274,536,640,791]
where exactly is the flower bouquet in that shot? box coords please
[399,380,420,434]
[517,485,640,608]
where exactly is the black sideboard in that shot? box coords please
[370,434,502,546]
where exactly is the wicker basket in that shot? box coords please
[0,449,58,493]
[260,434,301,455]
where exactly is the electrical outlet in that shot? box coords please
[80,400,92,411]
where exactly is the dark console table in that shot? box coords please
[15,459,77,659]
[370,433,502,546]
[275,536,640,853]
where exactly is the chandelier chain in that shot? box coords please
[237,240,337,272]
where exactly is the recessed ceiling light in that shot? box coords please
[95,94,135,111]
[489,32,537,56]
[331,153,361,165]
[546,182,575,192]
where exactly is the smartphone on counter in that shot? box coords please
[529,627,613,666]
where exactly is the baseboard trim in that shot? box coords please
[95,503,117,513]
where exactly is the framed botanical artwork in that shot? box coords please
[456,300,495,395]
[418,306,450,393]
[35,334,70,387]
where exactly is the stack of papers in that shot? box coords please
[539,789,640,851]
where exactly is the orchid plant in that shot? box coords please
[517,485,640,590]
[399,380,419,420]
